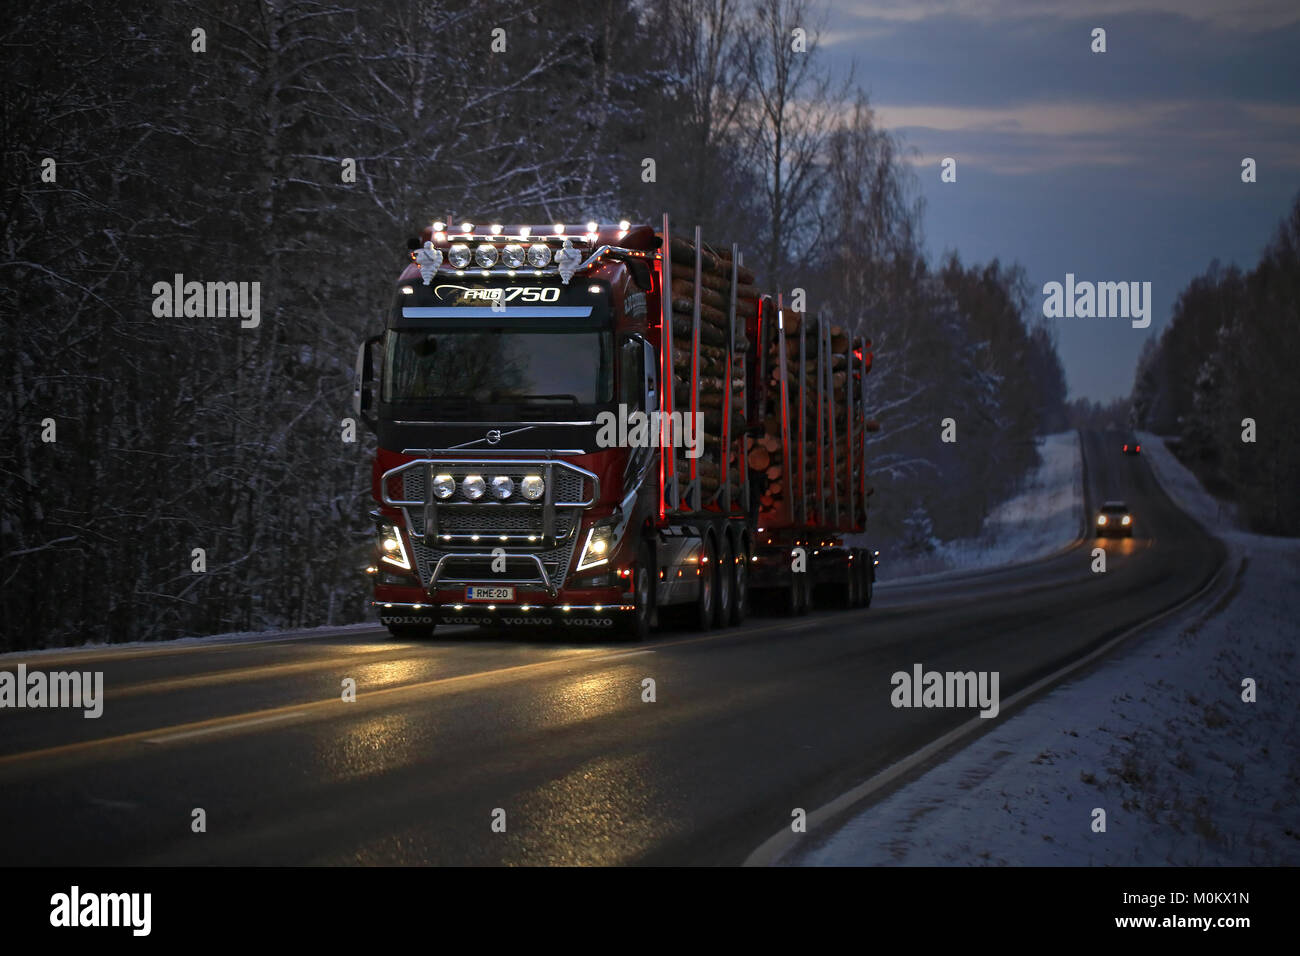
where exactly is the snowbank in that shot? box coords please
[882,430,1083,581]
[787,433,1300,866]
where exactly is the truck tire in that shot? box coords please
[714,536,734,628]
[862,562,874,609]
[615,539,655,643]
[730,539,749,626]
[693,536,717,631]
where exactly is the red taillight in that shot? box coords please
[1136,444,1141,452]
[1123,444,1128,451]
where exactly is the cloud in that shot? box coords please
[870,98,1300,175]
[827,0,1300,31]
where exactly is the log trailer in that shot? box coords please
[354,216,877,639]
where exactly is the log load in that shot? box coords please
[751,307,873,526]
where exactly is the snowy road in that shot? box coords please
[0,430,1224,864]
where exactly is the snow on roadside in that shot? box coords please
[881,430,1083,582]
[787,433,1300,865]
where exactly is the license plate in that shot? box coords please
[466,586,513,602]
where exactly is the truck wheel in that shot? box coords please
[693,537,716,631]
[862,563,874,608]
[730,540,749,626]
[847,556,861,608]
[617,540,655,643]
[714,536,734,628]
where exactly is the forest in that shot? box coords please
[1131,193,1300,536]
[2,0,1068,649]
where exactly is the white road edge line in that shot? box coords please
[143,711,306,744]
[741,550,1233,867]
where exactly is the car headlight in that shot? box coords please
[432,474,456,500]
[447,243,471,269]
[490,476,514,500]
[501,244,526,268]
[520,475,545,500]
[1097,515,1107,525]
[526,243,552,267]
[1122,515,1131,525]
[462,475,485,500]
[378,524,410,570]
[474,243,499,268]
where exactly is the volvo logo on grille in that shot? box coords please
[486,429,502,445]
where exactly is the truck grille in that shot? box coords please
[400,467,585,591]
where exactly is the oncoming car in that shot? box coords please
[1096,500,1134,537]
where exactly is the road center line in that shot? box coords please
[144,712,306,744]
[588,650,656,661]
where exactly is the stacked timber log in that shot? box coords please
[747,310,865,523]
[661,234,758,506]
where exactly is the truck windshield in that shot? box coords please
[382,328,614,414]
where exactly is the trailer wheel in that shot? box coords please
[730,539,749,626]
[714,536,734,628]
[847,555,861,608]
[693,537,717,631]
[785,570,809,616]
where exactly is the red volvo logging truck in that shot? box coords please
[354,216,876,639]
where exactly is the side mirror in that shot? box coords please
[353,334,382,431]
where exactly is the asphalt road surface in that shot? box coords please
[0,431,1224,865]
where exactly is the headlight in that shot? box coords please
[490,476,514,500]
[448,243,471,268]
[501,244,526,268]
[526,243,552,267]
[520,475,545,500]
[462,474,485,500]
[474,243,499,268]
[1122,515,1131,525]
[577,523,615,571]
[432,474,456,499]
[1097,515,1108,525]
[378,524,410,570]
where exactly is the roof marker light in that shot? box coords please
[586,220,598,232]
[619,219,630,231]
[554,223,565,234]
[461,221,474,234]
[519,225,531,238]
[490,223,502,235]
[432,220,446,232]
